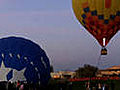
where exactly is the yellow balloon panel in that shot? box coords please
[73,0,120,21]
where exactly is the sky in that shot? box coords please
[0,0,120,71]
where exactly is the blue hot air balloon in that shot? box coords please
[0,36,50,85]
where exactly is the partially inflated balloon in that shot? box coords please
[72,0,120,46]
[0,36,50,85]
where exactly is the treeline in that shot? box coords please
[75,64,98,78]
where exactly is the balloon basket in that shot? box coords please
[101,47,107,55]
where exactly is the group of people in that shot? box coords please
[0,80,42,90]
[85,82,114,90]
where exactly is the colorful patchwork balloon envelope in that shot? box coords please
[72,0,120,55]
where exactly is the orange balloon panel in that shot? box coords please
[72,0,120,46]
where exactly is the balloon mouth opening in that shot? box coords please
[101,47,107,55]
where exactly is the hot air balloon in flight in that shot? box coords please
[72,0,120,55]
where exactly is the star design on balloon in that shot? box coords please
[10,67,26,82]
[0,61,11,81]
[41,57,47,68]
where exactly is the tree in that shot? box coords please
[75,64,98,78]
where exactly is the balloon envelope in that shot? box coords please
[0,36,50,85]
[72,0,120,46]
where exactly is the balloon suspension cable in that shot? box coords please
[97,54,102,67]
[98,38,108,68]
[97,54,108,69]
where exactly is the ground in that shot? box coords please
[46,79,120,90]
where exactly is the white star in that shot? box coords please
[24,57,28,61]
[30,62,34,65]
[1,53,4,58]
[41,57,47,68]
[17,54,20,59]
[0,61,11,81]
[10,67,26,82]
[35,67,38,72]
[9,53,13,57]
[24,57,27,60]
